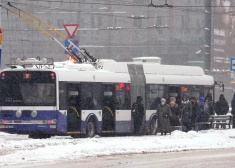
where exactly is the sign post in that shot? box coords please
[230,58,235,83]
[63,24,79,56]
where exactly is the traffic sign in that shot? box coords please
[230,58,235,71]
[65,39,79,54]
[231,72,235,83]
[63,24,79,39]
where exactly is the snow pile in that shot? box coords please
[0,129,235,166]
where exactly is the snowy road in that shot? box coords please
[1,129,235,167]
[31,148,235,168]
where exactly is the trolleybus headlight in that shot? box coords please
[51,119,57,124]
[31,110,37,118]
[16,110,22,118]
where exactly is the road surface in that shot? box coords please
[17,148,235,168]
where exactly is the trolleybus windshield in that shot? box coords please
[0,71,56,106]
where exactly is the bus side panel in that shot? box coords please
[57,110,67,134]
[81,110,102,134]
[115,110,131,133]
[146,110,156,130]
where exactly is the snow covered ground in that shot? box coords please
[0,129,235,167]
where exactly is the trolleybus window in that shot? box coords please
[59,82,67,110]
[115,83,131,110]
[81,83,102,110]
[146,85,164,110]
[0,71,56,106]
[181,86,204,100]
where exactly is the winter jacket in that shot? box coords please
[131,101,145,122]
[196,97,204,115]
[157,104,172,133]
[170,104,181,126]
[231,94,235,115]
[191,101,198,124]
[181,101,192,123]
[215,95,229,115]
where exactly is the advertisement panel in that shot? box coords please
[212,0,235,71]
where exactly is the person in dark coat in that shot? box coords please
[157,98,172,135]
[169,101,180,126]
[180,94,192,132]
[190,97,198,130]
[215,94,229,115]
[131,96,145,135]
[231,93,235,128]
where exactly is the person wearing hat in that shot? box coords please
[157,98,172,135]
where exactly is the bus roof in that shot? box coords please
[1,59,213,85]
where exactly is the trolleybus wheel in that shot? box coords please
[86,121,96,138]
[149,117,157,135]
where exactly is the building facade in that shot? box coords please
[1,0,210,68]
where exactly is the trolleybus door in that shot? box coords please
[67,83,81,133]
[102,84,115,132]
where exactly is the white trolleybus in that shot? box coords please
[0,57,214,138]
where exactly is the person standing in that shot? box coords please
[180,95,192,132]
[231,93,235,128]
[190,97,198,130]
[169,101,180,126]
[157,98,172,135]
[131,96,145,135]
[215,94,229,115]
[198,96,214,130]
[204,93,215,115]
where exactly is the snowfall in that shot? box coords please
[0,129,235,167]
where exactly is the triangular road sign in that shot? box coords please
[63,24,79,39]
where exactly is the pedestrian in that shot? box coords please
[195,96,204,130]
[215,94,229,115]
[170,97,176,103]
[204,93,215,115]
[198,96,214,130]
[157,98,172,135]
[169,101,180,126]
[180,94,192,132]
[190,97,198,130]
[231,93,235,128]
[131,96,145,135]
